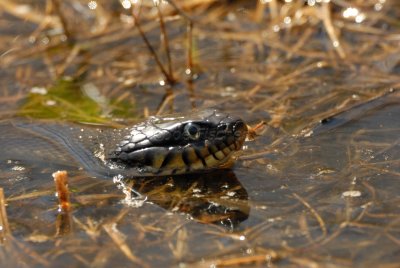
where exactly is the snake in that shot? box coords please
[0,109,248,178]
[2,90,397,180]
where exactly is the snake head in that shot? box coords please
[111,109,247,175]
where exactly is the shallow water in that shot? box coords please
[0,1,400,267]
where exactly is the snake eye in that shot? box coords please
[184,123,201,140]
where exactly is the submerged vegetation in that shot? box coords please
[0,0,399,267]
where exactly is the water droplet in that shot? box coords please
[332,41,339,47]
[11,166,25,171]
[355,13,366,23]
[45,100,56,106]
[41,37,50,45]
[343,7,359,19]
[342,191,362,198]
[226,191,236,197]
[374,3,383,11]
[60,35,68,42]
[28,36,36,43]
[283,16,291,25]
[307,0,316,6]
[88,0,97,10]
[120,0,132,9]
[30,87,47,95]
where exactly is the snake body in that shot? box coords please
[0,110,247,178]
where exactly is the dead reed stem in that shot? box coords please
[53,170,71,212]
[292,193,327,241]
[0,188,11,243]
[156,4,174,80]
[53,171,72,236]
[165,0,194,22]
[186,21,194,80]
[51,0,73,41]
[132,12,175,85]
[320,2,346,59]
[102,209,148,267]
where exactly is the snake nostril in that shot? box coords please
[219,124,228,131]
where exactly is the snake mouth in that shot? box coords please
[110,111,248,175]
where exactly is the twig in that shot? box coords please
[247,121,267,141]
[53,170,71,212]
[51,0,73,42]
[156,4,174,81]
[186,21,194,81]
[193,252,279,267]
[0,0,59,28]
[165,0,195,22]
[53,171,72,236]
[7,236,50,266]
[155,89,174,115]
[102,209,148,267]
[0,188,11,243]
[320,2,346,59]
[268,0,278,20]
[292,193,327,240]
[132,11,175,85]
[56,44,82,76]
[7,190,54,202]
[165,0,196,82]
[254,0,266,22]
